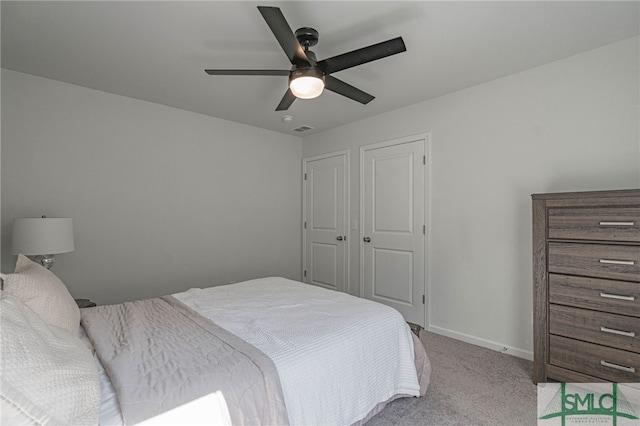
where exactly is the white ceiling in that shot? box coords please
[2,1,639,136]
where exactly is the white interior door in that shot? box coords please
[361,137,426,325]
[303,152,348,292]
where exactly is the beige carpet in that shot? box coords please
[368,331,538,425]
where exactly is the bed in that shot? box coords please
[1,254,431,425]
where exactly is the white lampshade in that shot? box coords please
[11,217,75,255]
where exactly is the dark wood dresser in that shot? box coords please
[532,189,640,383]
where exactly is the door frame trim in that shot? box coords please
[359,133,431,327]
[302,150,350,293]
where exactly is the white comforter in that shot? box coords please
[173,277,421,426]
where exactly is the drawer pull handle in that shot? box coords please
[600,360,636,373]
[600,326,636,338]
[599,221,635,226]
[600,292,635,301]
[599,259,635,266]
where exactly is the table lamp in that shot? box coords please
[11,216,75,269]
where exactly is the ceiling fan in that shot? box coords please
[205,6,407,111]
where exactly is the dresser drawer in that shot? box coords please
[549,304,639,353]
[550,335,640,382]
[548,207,640,242]
[548,242,640,282]
[549,274,640,317]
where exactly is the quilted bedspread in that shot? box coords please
[80,296,288,425]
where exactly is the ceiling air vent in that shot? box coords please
[292,125,314,133]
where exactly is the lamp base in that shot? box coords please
[35,254,56,269]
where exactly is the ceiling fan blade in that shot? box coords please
[316,37,406,74]
[275,88,296,111]
[205,69,290,76]
[257,6,310,67]
[325,75,374,105]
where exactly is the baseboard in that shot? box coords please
[427,325,533,361]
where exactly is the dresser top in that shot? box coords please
[531,189,640,201]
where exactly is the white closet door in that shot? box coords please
[303,152,348,292]
[361,137,426,325]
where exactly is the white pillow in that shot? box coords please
[0,291,100,425]
[0,254,80,335]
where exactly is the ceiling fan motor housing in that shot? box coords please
[290,67,324,81]
[295,27,319,48]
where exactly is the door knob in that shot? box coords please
[336,236,344,241]
[363,237,371,243]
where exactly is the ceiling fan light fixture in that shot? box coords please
[289,68,325,99]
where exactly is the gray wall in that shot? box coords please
[1,70,303,305]
[2,36,639,360]
[302,36,640,359]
